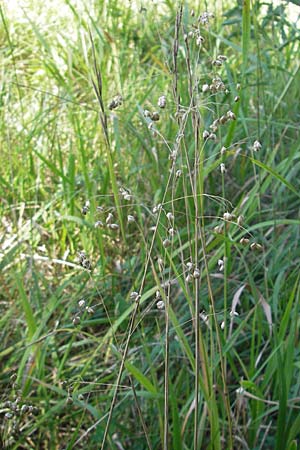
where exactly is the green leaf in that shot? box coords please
[15,273,36,339]
[170,382,182,450]
[287,440,298,450]
[33,149,72,185]
[249,157,300,198]
[125,361,158,395]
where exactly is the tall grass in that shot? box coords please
[1,1,300,449]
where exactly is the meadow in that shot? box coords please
[1,1,300,449]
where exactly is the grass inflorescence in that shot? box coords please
[1,1,300,449]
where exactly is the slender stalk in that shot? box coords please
[198,224,233,448]
[182,13,202,449]
[100,301,139,450]
[163,280,170,450]
[100,147,176,448]
[89,30,126,243]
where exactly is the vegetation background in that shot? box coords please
[1,0,300,449]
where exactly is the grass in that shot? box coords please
[1,1,300,449]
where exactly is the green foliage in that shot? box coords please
[0,1,300,449]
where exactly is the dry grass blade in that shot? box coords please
[229,284,246,338]
[89,28,109,145]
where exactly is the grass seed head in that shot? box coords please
[153,204,162,214]
[108,95,123,110]
[130,291,140,301]
[73,316,80,325]
[223,212,233,221]
[212,59,223,67]
[163,238,171,248]
[106,212,114,224]
[227,110,236,120]
[151,111,160,121]
[196,35,205,46]
[168,227,176,236]
[81,200,90,215]
[157,257,164,272]
[166,212,174,221]
[250,242,263,251]
[198,12,214,25]
[240,237,250,245]
[203,130,210,139]
[193,268,200,279]
[158,95,166,108]
[200,312,209,324]
[253,140,262,151]
[78,299,85,308]
[214,224,223,234]
[108,223,119,230]
[186,261,194,271]
[219,115,228,124]
[218,259,224,271]
[220,163,226,173]
[127,215,135,223]
[81,258,92,270]
[186,273,193,283]
[94,220,104,228]
[156,300,165,310]
[237,215,244,226]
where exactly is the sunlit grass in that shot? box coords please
[1,1,300,449]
